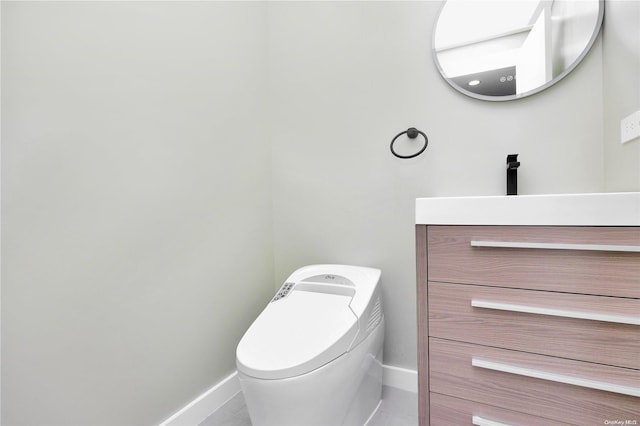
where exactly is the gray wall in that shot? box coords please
[2,2,273,425]
[2,1,638,425]
[603,0,640,191]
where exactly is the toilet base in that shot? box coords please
[238,319,384,426]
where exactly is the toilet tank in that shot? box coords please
[279,264,383,350]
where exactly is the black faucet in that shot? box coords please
[506,154,520,196]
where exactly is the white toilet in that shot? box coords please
[236,264,384,426]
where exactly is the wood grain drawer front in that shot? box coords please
[429,338,640,425]
[428,282,640,369]
[430,393,573,426]
[427,226,640,298]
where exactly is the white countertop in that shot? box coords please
[416,192,640,226]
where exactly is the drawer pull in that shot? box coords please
[472,358,640,397]
[472,416,513,426]
[471,300,640,325]
[470,240,640,252]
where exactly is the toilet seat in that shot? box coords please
[236,290,358,380]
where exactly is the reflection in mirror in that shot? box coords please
[433,0,604,101]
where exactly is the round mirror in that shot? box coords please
[433,0,604,101]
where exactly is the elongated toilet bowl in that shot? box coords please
[236,265,384,426]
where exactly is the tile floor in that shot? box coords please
[199,385,418,426]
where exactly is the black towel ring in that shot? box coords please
[390,127,428,159]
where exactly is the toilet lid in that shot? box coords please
[236,290,358,380]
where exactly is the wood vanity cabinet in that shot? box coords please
[416,225,640,426]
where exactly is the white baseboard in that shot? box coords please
[159,371,240,426]
[382,364,418,393]
[158,364,417,426]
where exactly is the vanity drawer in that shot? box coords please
[429,338,640,425]
[430,392,573,426]
[428,282,640,369]
[427,226,640,298]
